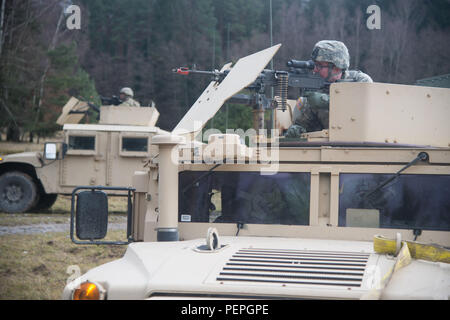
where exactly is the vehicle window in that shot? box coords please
[179,171,310,226]
[121,137,148,152]
[68,135,95,150]
[339,173,450,231]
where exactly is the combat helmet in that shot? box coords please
[311,40,350,70]
[120,87,134,97]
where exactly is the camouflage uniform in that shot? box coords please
[343,70,373,83]
[285,41,372,138]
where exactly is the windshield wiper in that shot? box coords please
[364,152,429,199]
[235,222,244,236]
[182,164,222,194]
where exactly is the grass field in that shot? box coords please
[0,141,135,300]
[0,231,127,300]
[0,196,128,300]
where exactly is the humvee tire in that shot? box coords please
[32,193,58,211]
[0,171,38,213]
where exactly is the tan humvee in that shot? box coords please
[63,45,450,300]
[0,101,166,213]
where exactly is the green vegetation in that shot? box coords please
[0,1,99,141]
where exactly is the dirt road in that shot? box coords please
[0,221,126,236]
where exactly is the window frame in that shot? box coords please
[337,172,450,232]
[65,131,98,156]
[119,133,150,157]
[174,162,450,245]
[178,169,311,226]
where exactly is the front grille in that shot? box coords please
[217,248,369,288]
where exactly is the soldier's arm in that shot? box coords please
[358,72,373,83]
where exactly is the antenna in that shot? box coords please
[212,28,216,69]
[269,0,275,131]
[226,23,231,129]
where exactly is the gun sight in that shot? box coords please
[287,59,315,69]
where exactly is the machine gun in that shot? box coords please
[100,95,122,106]
[173,60,345,129]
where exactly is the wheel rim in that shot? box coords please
[4,183,25,204]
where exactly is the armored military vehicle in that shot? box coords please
[63,45,450,300]
[0,98,165,213]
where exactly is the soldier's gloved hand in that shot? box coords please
[285,124,306,138]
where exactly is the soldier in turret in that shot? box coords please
[118,87,141,107]
[285,40,372,138]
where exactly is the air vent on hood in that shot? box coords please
[216,248,369,288]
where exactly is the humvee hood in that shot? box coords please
[1,152,42,166]
[64,236,450,299]
[138,236,375,299]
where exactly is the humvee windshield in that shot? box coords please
[179,171,310,225]
[339,174,450,231]
[179,171,450,231]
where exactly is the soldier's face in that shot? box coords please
[314,61,332,79]
[314,61,342,82]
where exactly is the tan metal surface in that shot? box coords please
[329,82,450,147]
[62,236,449,300]
[37,111,162,194]
[136,156,450,247]
[274,100,296,132]
[56,97,89,125]
[152,135,185,232]
[99,105,160,126]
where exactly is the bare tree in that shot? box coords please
[382,0,425,83]
[274,1,310,62]
[34,2,66,134]
[0,0,6,56]
[353,7,363,70]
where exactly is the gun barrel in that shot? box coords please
[173,67,227,82]
[173,67,222,76]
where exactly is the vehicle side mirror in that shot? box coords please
[75,190,108,240]
[44,142,67,160]
[70,186,135,245]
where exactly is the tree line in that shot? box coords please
[0,0,449,141]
